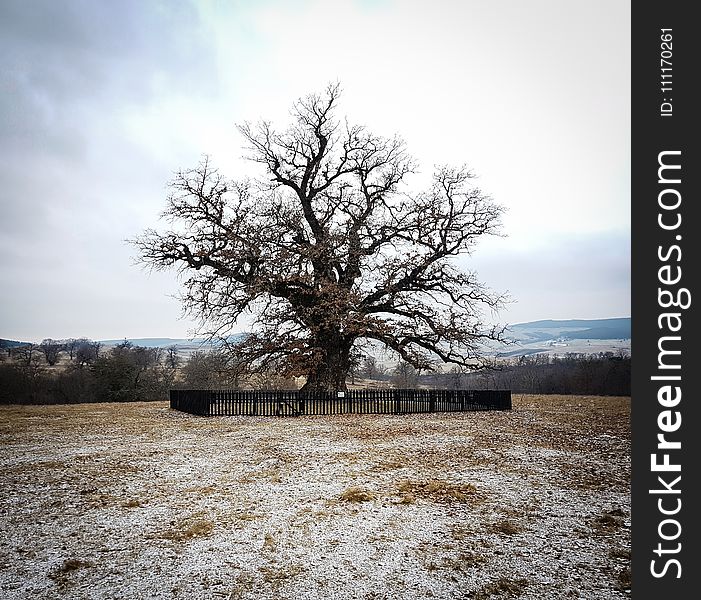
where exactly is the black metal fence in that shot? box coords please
[170,388,511,417]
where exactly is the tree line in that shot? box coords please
[0,338,299,405]
[423,352,631,396]
[0,339,176,405]
[0,338,630,405]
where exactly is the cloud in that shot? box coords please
[464,230,631,324]
[0,0,221,340]
[0,0,630,341]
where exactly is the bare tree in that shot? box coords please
[391,361,419,389]
[134,84,506,391]
[64,339,79,361]
[75,339,101,367]
[91,342,170,402]
[165,346,180,370]
[180,351,234,389]
[131,345,161,388]
[359,355,387,380]
[39,339,62,366]
[11,343,38,369]
[447,365,466,390]
[248,370,297,391]
[346,347,364,386]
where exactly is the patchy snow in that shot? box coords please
[0,395,630,599]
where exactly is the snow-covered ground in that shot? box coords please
[0,395,630,599]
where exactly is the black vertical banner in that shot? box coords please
[632,3,699,598]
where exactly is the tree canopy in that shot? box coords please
[134,83,507,391]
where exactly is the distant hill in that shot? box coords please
[0,338,30,349]
[490,318,631,359]
[1,335,246,351]
[560,325,631,340]
[99,337,201,348]
[509,318,630,341]
[4,319,629,358]
[98,335,245,348]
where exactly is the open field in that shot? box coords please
[0,395,630,599]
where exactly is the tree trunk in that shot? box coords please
[301,333,352,392]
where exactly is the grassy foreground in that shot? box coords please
[0,395,630,599]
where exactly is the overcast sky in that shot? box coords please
[1,0,630,342]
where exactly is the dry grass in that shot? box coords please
[591,509,626,534]
[160,514,215,541]
[262,532,277,551]
[397,492,416,505]
[450,524,481,542]
[396,479,480,504]
[608,547,631,560]
[369,458,405,472]
[426,551,487,573]
[491,519,522,536]
[236,512,263,521]
[339,486,376,503]
[48,558,93,585]
[56,559,92,573]
[182,484,218,495]
[0,395,630,599]
[258,563,304,585]
[617,568,631,591]
[472,577,529,599]
[238,468,282,484]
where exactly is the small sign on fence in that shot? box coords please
[337,391,346,398]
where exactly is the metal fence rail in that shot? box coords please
[170,388,511,417]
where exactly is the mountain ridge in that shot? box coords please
[510,317,630,330]
[2,318,631,348]
[509,317,630,341]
